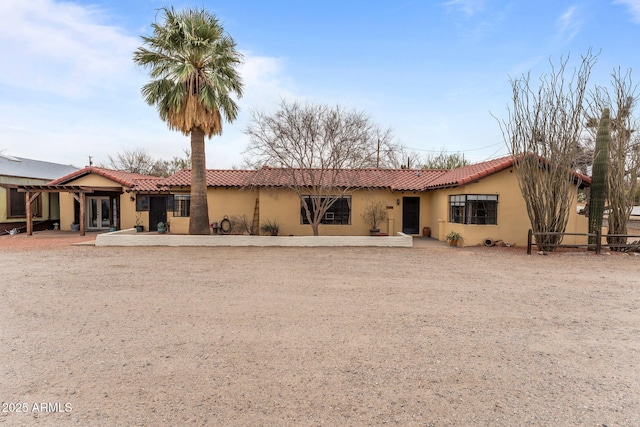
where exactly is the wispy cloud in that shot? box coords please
[238,53,296,111]
[556,6,582,44]
[0,0,294,168]
[441,0,499,42]
[0,0,294,103]
[442,0,485,17]
[0,0,140,98]
[614,0,640,23]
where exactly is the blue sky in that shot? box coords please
[1,0,639,169]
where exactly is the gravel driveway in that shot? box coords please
[1,233,639,425]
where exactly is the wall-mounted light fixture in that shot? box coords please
[130,196,135,202]
[396,198,401,205]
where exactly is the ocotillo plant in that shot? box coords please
[588,108,610,246]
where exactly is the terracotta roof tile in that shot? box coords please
[47,167,155,187]
[43,156,591,193]
[426,155,517,188]
[130,177,167,192]
[426,154,591,188]
[47,166,167,192]
[162,169,258,188]
[251,168,446,190]
[161,168,448,191]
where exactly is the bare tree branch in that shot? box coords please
[244,100,395,235]
[421,148,469,170]
[497,51,597,250]
[102,148,191,177]
[586,68,640,249]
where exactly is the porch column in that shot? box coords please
[26,191,32,236]
[25,191,41,236]
[79,192,86,236]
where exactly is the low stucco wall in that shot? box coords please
[95,229,413,248]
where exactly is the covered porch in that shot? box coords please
[18,185,123,236]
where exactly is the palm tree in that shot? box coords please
[133,7,243,234]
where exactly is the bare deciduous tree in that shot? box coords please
[103,148,191,177]
[105,148,155,175]
[155,149,192,177]
[381,143,423,169]
[244,101,394,236]
[421,149,469,170]
[497,52,597,251]
[586,68,640,249]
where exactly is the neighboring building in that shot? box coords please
[37,155,591,246]
[0,154,78,233]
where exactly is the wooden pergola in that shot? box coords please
[17,185,121,236]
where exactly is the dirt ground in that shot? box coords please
[1,232,639,426]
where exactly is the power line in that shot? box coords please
[403,142,504,154]
[481,146,510,162]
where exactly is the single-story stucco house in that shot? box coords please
[0,154,78,234]
[22,155,590,247]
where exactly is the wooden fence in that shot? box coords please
[526,229,640,254]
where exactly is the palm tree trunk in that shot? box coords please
[189,128,211,235]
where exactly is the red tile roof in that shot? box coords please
[131,177,168,192]
[163,169,258,188]
[44,156,591,193]
[427,155,517,188]
[161,168,449,191]
[47,167,159,188]
[427,155,591,188]
[154,155,592,191]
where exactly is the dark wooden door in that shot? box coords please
[402,197,420,234]
[149,196,167,232]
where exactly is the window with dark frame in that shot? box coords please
[449,194,498,225]
[300,196,351,225]
[173,194,190,217]
[7,188,41,218]
[136,195,150,211]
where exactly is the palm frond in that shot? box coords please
[133,6,244,137]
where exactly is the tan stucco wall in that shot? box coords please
[54,170,589,244]
[170,187,403,237]
[423,168,587,247]
[164,194,188,234]
[122,196,139,230]
[136,175,586,242]
[58,174,127,231]
[256,188,403,236]
[166,187,259,235]
[166,187,407,236]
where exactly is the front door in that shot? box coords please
[87,196,111,230]
[402,197,420,234]
[149,196,167,232]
